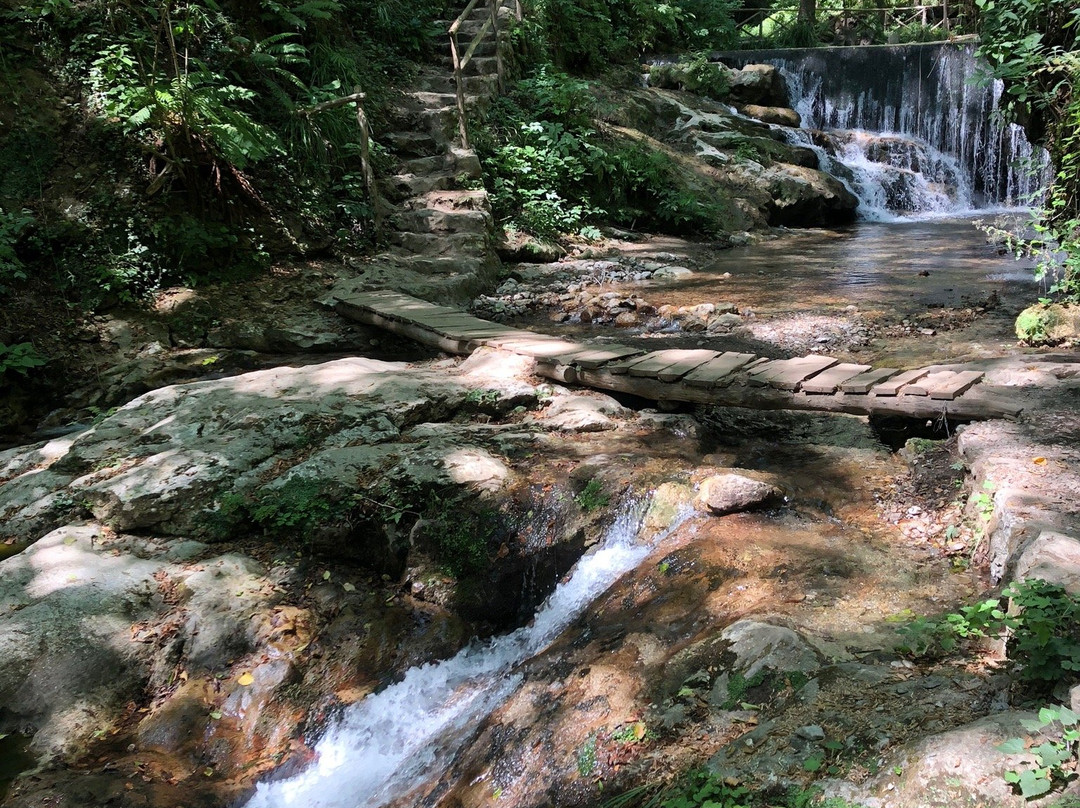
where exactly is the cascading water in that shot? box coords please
[245,499,691,808]
[719,42,1049,220]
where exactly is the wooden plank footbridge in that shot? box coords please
[337,291,1022,421]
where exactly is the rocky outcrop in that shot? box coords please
[608,86,860,227]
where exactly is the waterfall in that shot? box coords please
[718,42,1049,220]
[244,499,691,808]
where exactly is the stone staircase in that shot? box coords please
[332,1,515,304]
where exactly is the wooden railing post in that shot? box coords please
[449,28,470,149]
[353,89,383,234]
[490,0,504,93]
[297,88,382,236]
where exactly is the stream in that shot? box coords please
[246,502,692,808]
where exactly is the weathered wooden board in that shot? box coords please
[928,370,984,400]
[683,352,757,388]
[627,350,713,379]
[480,335,582,357]
[902,370,958,397]
[871,368,933,397]
[750,356,839,391]
[801,363,872,394]
[656,350,721,382]
[550,346,643,369]
[839,367,900,394]
[603,353,662,376]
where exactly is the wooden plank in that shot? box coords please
[902,370,958,397]
[682,352,757,388]
[480,335,582,358]
[656,350,721,382]
[628,350,711,379]
[928,370,984,400]
[745,359,786,386]
[870,368,932,397]
[603,353,664,376]
[750,355,840,391]
[839,367,900,394]
[543,346,643,370]
[801,362,873,394]
[743,357,771,371]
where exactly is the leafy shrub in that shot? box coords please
[0,208,33,291]
[899,579,1080,693]
[0,343,47,377]
[575,478,610,512]
[998,704,1080,799]
[539,0,738,72]
[480,66,729,239]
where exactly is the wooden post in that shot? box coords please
[491,0,504,93]
[449,31,470,149]
[353,91,383,233]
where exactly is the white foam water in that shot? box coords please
[245,500,689,808]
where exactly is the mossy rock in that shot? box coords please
[1015,303,1080,345]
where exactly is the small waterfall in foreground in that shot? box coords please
[245,499,690,808]
[718,42,1049,220]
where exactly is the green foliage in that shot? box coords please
[898,579,1080,692]
[0,208,33,290]
[1016,304,1058,344]
[0,343,47,377]
[657,769,752,808]
[538,0,738,72]
[251,479,336,533]
[998,704,1080,798]
[734,142,765,165]
[0,0,450,304]
[975,0,1080,302]
[578,734,598,776]
[575,478,611,512]
[425,508,496,578]
[479,66,729,239]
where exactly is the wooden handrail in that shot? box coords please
[298,88,383,233]
[448,0,523,149]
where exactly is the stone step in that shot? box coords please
[382,130,441,158]
[406,188,491,213]
[389,207,493,235]
[415,72,499,95]
[380,170,461,201]
[436,55,500,77]
[386,230,489,256]
[399,147,481,180]
[382,254,493,277]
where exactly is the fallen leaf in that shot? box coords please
[1033,457,1047,465]
[322,571,331,581]
[342,582,355,592]
[237,672,255,687]
[209,710,222,720]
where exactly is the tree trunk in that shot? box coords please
[798,0,817,25]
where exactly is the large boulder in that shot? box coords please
[727,63,790,107]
